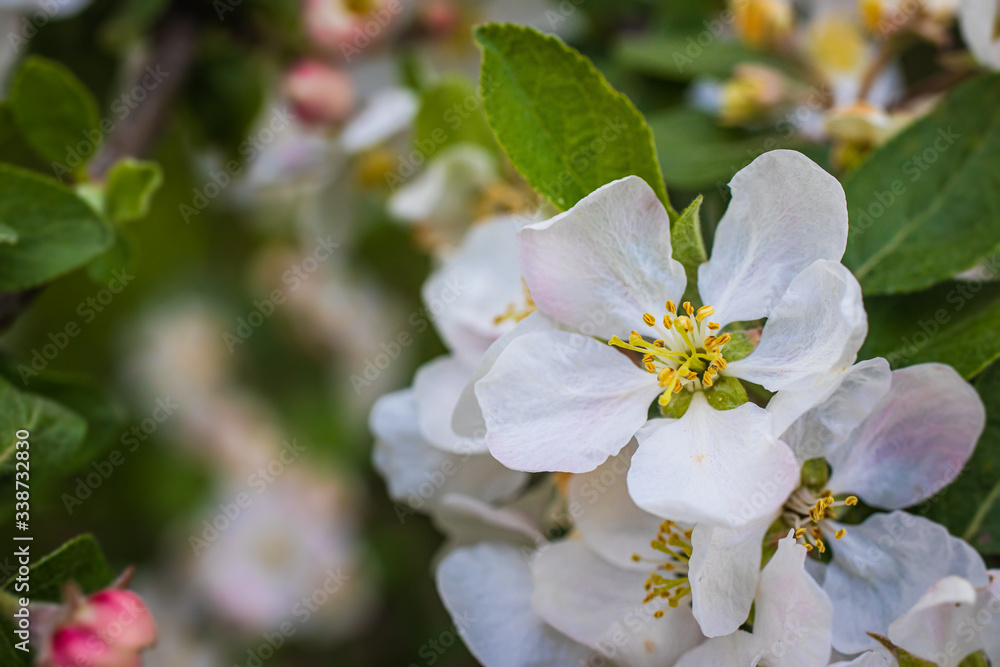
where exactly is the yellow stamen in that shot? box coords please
[695,306,715,322]
[682,301,694,316]
[643,313,656,327]
[835,528,847,540]
[845,496,859,506]
[665,300,676,314]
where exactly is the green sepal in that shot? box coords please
[704,376,748,411]
[800,458,830,492]
[659,390,693,419]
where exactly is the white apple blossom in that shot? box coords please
[676,532,834,667]
[886,571,1000,666]
[959,0,1000,69]
[437,444,706,667]
[473,150,865,529]
[682,359,987,648]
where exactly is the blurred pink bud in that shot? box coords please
[304,0,399,57]
[419,0,459,37]
[285,61,357,126]
[35,572,157,667]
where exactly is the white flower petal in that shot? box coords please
[478,331,662,473]
[531,540,704,667]
[451,312,565,439]
[959,0,1000,70]
[689,517,772,637]
[697,150,848,325]
[436,543,596,667]
[888,575,981,667]
[433,493,545,552]
[628,393,799,526]
[388,144,497,225]
[726,260,866,391]
[827,364,985,508]
[518,176,686,339]
[774,358,891,462]
[753,533,834,667]
[413,355,488,454]
[823,511,988,654]
[370,390,528,509]
[422,216,525,365]
[340,87,417,153]
[568,441,666,570]
[676,631,758,667]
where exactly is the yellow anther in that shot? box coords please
[653,340,665,347]
[686,371,698,381]
[663,315,673,329]
[665,300,676,314]
[804,543,814,552]
[631,553,642,562]
[794,528,806,538]
[707,322,721,330]
[643,313,656,327]
[645,361,656,373]
[653,610,664,619]
[717,333,732,345]
[845,496,859,506]
[835,528,847,540]
[717,357,728,370]
[696,306,715,322]
[816,539,826,554]
[682,302,694,316]
[703,373,714,387]
[676,316,693,332]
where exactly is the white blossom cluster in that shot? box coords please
[371,149,999,667]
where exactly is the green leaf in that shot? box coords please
[476,23,670,211]
[0,224,17,245]
[672,195,707,285]
[104,159,163,224]
[414,77,497,160]
[704,375,748,410]
[0,164,114,291]
[860,281,1000,379]
[614,34,794,81]
[0,375,87,477]
[868,633,937,666]
[922,360,1000,554]
[843,73,1000,295]
[9,56,101,167]
[648,108,822,191]
[957,652,989,667]
[2,535,114,600]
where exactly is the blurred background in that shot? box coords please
[0,0,978,664]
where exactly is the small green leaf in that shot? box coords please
[414,77,497,160]
[476,23,670,212]
[868,633,937,666]
[104,159,163,224]
[672,195,707,300]
[0,164,114,291]
[704,376,748,410]
[843,73,1000,295]
[2,535,113,601]
[957,652,989,667]
[0,375,87,477]
[9,56,101,168]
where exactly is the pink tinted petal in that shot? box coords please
[477,331,662,473]
[518,176,685,339]
[827,364,985,508]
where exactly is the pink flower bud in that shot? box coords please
[34,571,156,667]
[419,0,460,37]
[285,61,357,126]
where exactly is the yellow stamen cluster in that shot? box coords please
[493,280,537,325]
[609,301,730,408]
[784,488,859,554]
[633,521,692,614]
